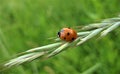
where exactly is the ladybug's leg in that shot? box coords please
[68,27,71,29]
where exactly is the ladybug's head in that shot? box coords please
[58,29,64,37]
[58,32,61,37]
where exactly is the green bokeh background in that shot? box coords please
[0,0,120,74]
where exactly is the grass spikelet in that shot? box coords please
[0,15,119,72]
[100,22,120,37]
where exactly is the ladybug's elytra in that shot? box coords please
[58,28,77,42]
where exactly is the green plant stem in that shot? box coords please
[81,63,101,74]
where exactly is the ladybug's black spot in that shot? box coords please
[58,32,60,37]
[72,38,75,40]
[64,37,66,40]
[67,32,70,36]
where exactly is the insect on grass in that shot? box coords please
[0,15,120,73]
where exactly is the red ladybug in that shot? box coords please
[58,28,77,42]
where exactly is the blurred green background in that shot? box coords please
[0,0,120,74]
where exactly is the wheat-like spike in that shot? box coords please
[25,42,63,53]
[100,22,120,37]
[0,15,119,72]
[47,42,70,58]
[77,28,103,46]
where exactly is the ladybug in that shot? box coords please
[58,28,77,42]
